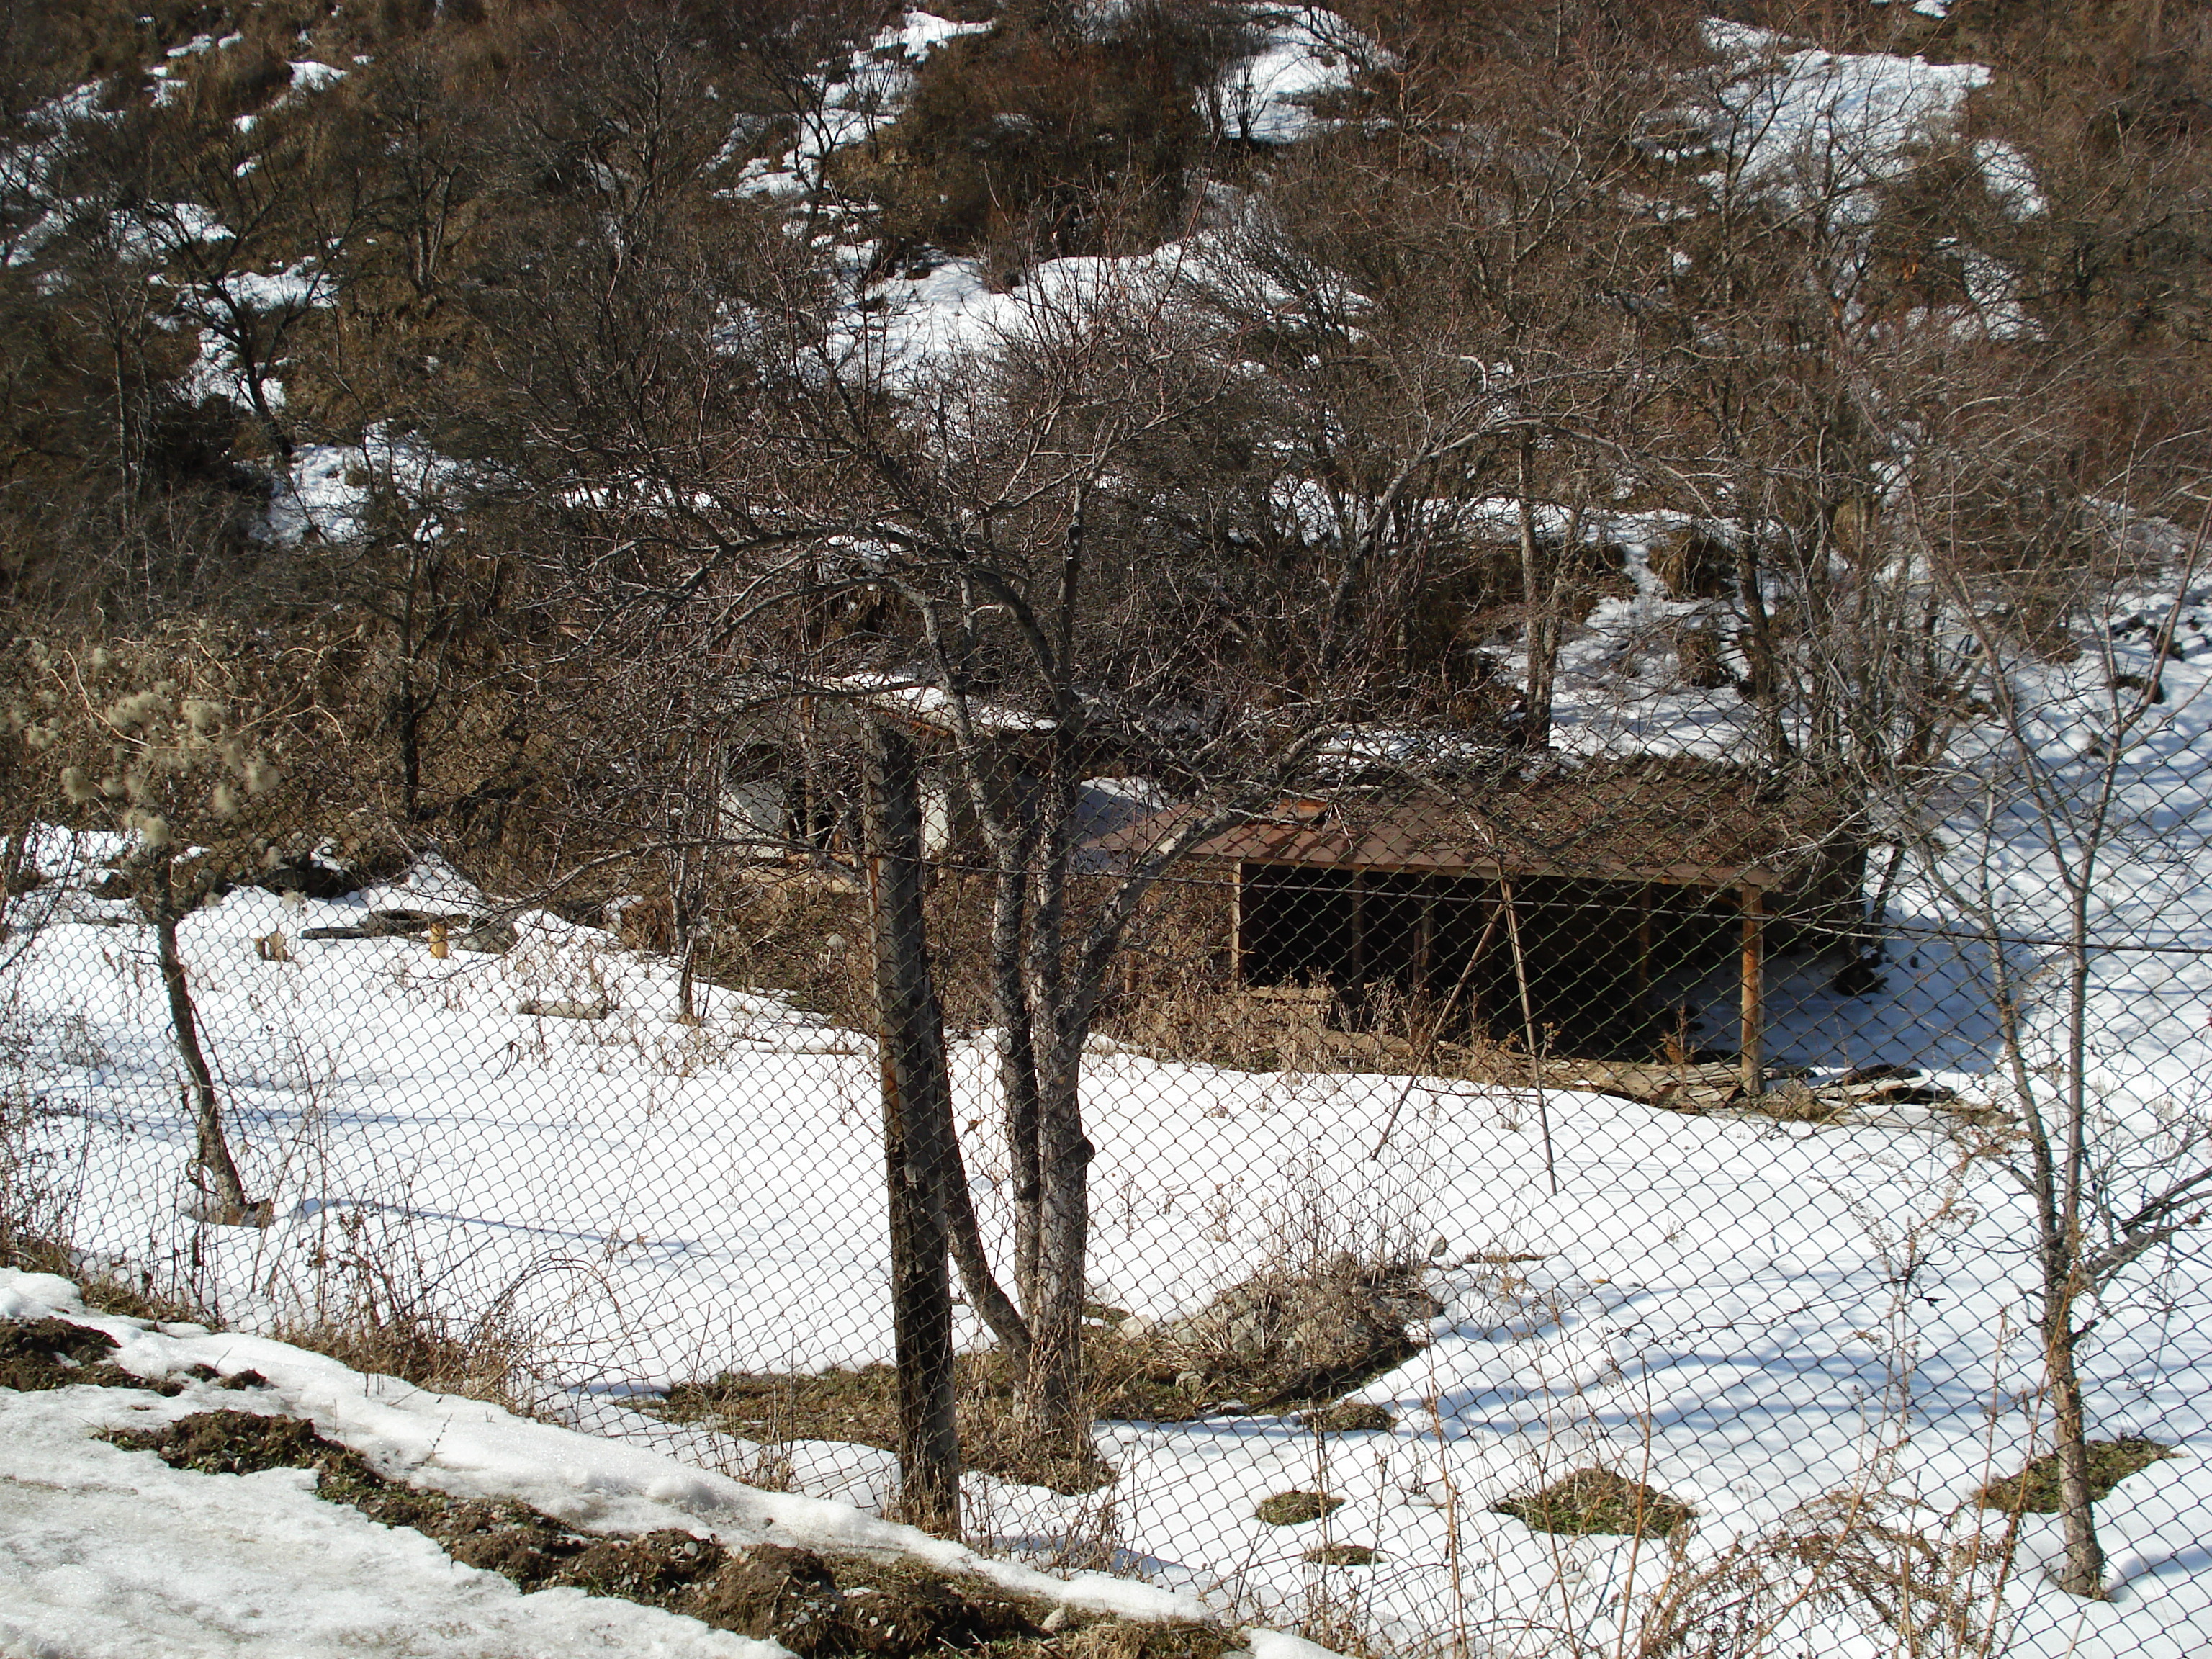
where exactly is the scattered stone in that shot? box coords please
[1976,1439,2179,1513]
[1301,1544,1377,1566]
[516,998,613,1020]
[1254,1491,1342,1526]
[564,1530,728,1601]
[1493,1468,1693,1538]
[456,917,519,954]
[841,1567,968,1655]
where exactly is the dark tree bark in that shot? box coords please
[863,719,961,1534]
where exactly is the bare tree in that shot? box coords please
[8,629,328,1224]
[1905,449,2212,1598]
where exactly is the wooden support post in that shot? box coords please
[1635,885,1653,999]
[1348,870,1367,985]
[1740,882,1764,1100]
[1416,878,1436,994]
[1231,861,1246,985]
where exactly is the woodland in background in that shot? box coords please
[4,0,2212,1568]
[1,0,2206,904]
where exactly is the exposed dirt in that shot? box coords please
[96,1408,1161,1658]
[1301,1544,1377,1566]
[1976,1438,2180,1514]
[1298,1403,1395,1434]
[1,1314,272,1396]
[660,1354,1115,1494]
[1,1316,132,1391]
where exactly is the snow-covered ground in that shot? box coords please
[7,589,2212,1658]
[0,1267,1338,1659]
[5,11,2211,1657]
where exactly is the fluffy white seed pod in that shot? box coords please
[243,757,280,796]
[60,766,97,805]
[105,690,171,732]
[210,781,240,819]
[181,698,225,737]
[124,809,173,850]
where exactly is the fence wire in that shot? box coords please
[4,723,2211,1659]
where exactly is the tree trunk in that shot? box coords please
[1015,762,1094,1462]
[153,886,248,1212]
[992,853,1044,1316]
[1516,441,1559,749]
[864,721,961,1534]
[1025,1048,1090,1455]
[2043,1288,2106,1596]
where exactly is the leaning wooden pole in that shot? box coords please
[1739,882,1765,1100]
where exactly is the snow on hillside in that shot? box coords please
[1211,8,1371,144]
[1702,19,2000,215]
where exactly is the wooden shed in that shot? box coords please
[1101,758,1861,1089]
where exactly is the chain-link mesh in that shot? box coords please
[5,645,2211,1659]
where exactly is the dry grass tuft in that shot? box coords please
[1493,1467,1694,1538]
[1975,1437,2178,1513]
[274,1300,537,1411]
[1255,1490,1343,1526]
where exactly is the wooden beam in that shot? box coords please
[1635,884,1653,999]
[1231,860,1246,985]
[1740,882,1764,1100]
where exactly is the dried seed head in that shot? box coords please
[60,766,97,805]
[105,689,171,732]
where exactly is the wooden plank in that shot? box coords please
[1740,882,1764,1099]
[1206,852,1790,887]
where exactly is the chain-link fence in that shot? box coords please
[6,662,2212,1659]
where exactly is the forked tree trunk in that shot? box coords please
[1010,755,1094,1462]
